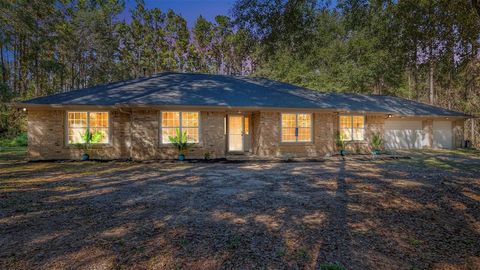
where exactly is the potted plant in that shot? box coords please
[335,132,346,156]
[168,129,193,161]
[75,130,104,161]
[371,133,383,156]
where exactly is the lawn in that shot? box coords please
[0,147,479,269]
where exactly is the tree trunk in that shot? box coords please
[0,43,6,84]
[429,61,434,104]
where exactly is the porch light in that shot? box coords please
[387,114,392,118]
[445,117,449,119]
[22,108,26,112]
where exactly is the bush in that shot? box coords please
[371,133,383,151]
[14,133,28,146]
[0,133,28,147]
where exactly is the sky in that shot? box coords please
[122,0,236,27]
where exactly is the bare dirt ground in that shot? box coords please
[0,147,479,270]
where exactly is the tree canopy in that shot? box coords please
[1,0,480,140]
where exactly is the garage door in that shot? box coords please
[433,121,452,149]
[384,120,426,149]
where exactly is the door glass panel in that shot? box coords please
[228,116,243,151]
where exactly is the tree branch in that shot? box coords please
[473,0,480,17]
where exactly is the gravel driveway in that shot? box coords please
[0,152,479,269]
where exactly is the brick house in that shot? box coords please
[18,72,469,160]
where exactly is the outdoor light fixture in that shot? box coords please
[445,117,449,119]
[388,114,392,118]
[22,108,26,112]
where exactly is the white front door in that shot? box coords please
[228,115,244,152]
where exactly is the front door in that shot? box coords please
[228,115,244,152]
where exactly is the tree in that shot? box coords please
[473,0,480,17]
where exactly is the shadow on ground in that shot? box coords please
[0,149,479,269]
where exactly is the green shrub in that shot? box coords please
[371,133,383,150]
[0,133,27,147]
[168,128,193,156]
[335,132,345,151]
[14,133,28,146]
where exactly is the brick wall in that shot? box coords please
[27,109,131,160]
[28,109,226,161]
[27,108,465,160]
[152,111,226,160]
[252,112,387,157]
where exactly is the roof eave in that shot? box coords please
[13,102,472,118]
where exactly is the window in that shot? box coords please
[244,116,249,135]
[161,112,199,144]
[281,113,312,142]
[339,115,365,141]
[67,112,109,144]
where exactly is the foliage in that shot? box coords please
[168,128,193,155]
[74,129,104,155]
[0,0,254,136]
[233,0,480,123]
[0,133,27,147]
[371,133,383,150]
[1,0,480,144]
[335,132,345,151]
[320,262,346,270]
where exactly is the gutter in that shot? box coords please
[12,102,472,119]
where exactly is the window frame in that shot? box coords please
[339,114,365,141]
[280,113,313,143]
[159,111,201,145]
[65,111,111,145]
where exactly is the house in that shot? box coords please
[18,72,469,160]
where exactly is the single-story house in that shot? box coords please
[18,72,469,160]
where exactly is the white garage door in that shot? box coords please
[433,121,452,149]
[384,120,426,149]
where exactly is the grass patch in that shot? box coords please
[320,262,345,270]
[398,150,480,173]
[409,238,423,247]
[226,235,242,250]
[295,247,309,260]
[179,236,189,247]
[0,146,26,161]
[275,248,285,258]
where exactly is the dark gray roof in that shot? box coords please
[22,72,468,117]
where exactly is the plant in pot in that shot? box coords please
[168,129,193,161]
[335,132,347,157]
[371,133,383,156]
[75,130,104,161]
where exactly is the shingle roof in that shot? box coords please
[21,72,468,117]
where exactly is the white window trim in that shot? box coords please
[160,111,201,144]
[280,113,313,143]
[339,114,365,141]
[65,111,111,145]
